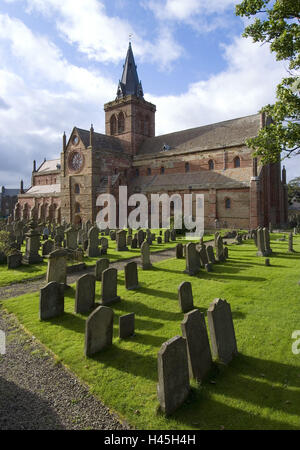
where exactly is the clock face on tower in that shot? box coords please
[69,151,84,172]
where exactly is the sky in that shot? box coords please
[0,0,299,189]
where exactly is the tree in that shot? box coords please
[236,0,300,164]
[287,176,300,204]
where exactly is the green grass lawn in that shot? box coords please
[0,232,214,286]
[1,235,300,429]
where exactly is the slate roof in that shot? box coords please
[116,43,144,99]
[129,168,252,193]
[0,188,19,197]
[76,128,125,153]
[37,159,61,172]
[25,184,61,195]
[137,113,261,157]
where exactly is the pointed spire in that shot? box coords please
[116,42,144,99]
[90,123,94,147]
[63,132,66,152]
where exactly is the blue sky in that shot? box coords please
[0,0,298,188]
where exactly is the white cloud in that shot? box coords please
[7,0,183,68]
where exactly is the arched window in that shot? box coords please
[161,167,165,175]
[234,156,240,168]
[136,168,139,177]
[75,202,81,213]
[225,198,231,209]
[137,115,143,134]
[185,162,190,172]
[118,112,125,133]
[147,168,151,175]
[208,159,214,170]
[74,184,80,194]
[110,115,117,135]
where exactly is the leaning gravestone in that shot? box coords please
[119,313,135,339]
[40,281,64,321]
[141,242,152,270]
[184,242,200,276]
[124,261,139,289]
[206,245,216,264]
[157,336,190,415]
[101,267,120,305]
[178,281,194,313]
[207,298,238,364]
[87,226,100,257]
[46,249,68,285]
[84,306,114,356]
[181,309,212,382]
[75,274,96,314]
[95,258,109,281]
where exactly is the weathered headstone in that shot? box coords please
[100,237,108,255]
[22,226,43,264]
[256,227,267,257]
[119,313,135,339]
[170,229,176,241]
[164,229,170,243]
[137,229,144,248]
[288,232,294,253]
[157,336,190,415]
[65,227,78,251]
[40,281,64,320]
[184,243,200,276]
[87,226,100,257]
[206,245,216,264]
[181,309,212,382]
[176,243,183,259]
[84,306,114,356]
[131,237,138,249]
[116,230,128,251]
[178,281,194,313]
[101,267,120,305]
[42,239,54,257]
[46,249,67,285]
[157,236,162,244]
[7,252,22,269]
[95,258,109,281]
[75,274,96,314]
[207,298,238,364]
[141,242,152,270]
[215,235,225,262]
[124,261,139,289]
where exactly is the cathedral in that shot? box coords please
[16,43,288,230]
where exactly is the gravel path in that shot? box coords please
[0,309,130,430]
[0,247,176,301]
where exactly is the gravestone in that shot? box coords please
[137,230,144,248]
[46,249,68,285]
[100,237,108,255]
[42,239,54,257]
[181,309,212,382]
[206,245,216,264]
[124,261,139,289]
[157,336,190,415]
[288,232,294,253]
[224,247,229,260]
[22,226,43,264]
[95,258,109,281]
[116,230,128,251]
[256,227,267,257]
[207,298,238,364]
[176,243,183,259]
[75,274,96,314]
[110,230,116,241]
[101,267,120,305]
[264,228,272,255]
[131,237,138,249]
[127,235,132,247]
[178,281,194,313]
[265,258,271,266]
[40,281,64,320]
[215,235,225,262]
[157,236,162,244]
[84,306,114,356]
[164,230,170,243]
[87,226,100,257]
[205,263,212,272]
[65,227,78,251]
[184,243,200,276]
[170,229,176,241]
[7,252,22,269]
[119,313,135,339]
[198,245,208,267]
[141,242,152,270]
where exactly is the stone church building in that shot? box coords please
[16,43,288,229]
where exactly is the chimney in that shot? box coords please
[20,180,24,194]
[33,160,36,172]
[253,157,258,177]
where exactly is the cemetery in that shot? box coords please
[1,220,300,429]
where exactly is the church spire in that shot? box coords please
[116,42,144,99]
